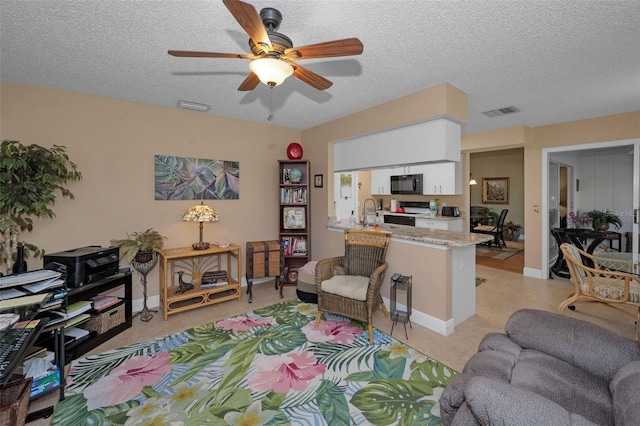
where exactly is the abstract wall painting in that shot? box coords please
[155,155,239,200]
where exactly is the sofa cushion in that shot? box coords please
[511,349,612,425]
[321,275,369,301]
[505,309,640,381]
[610,360,640,426]
[464,376,598,426]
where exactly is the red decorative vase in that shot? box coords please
[287,143,303,160]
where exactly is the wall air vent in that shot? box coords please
[481,106,520,118]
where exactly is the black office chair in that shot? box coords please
[472,209,509,249]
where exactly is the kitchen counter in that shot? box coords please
[329,221,492,247]
[327,221,492,336]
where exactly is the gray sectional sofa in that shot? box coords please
[439,309,640,425]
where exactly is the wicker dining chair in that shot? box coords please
[559,243,640,339]
[314,230,390,343]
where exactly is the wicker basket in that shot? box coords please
[0,378,32,426]
[81,301,125,334]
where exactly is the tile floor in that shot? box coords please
[27,266,637,424]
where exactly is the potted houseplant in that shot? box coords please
[0,140,82,274]
[586,210,622,232]
[485,208,500,226]
[110,228,167,263]
[504,221,523,241]
[111,228,166,322]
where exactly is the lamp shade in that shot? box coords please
[183,201,219,223]
[470,174,477,185]
[249,58,294,86]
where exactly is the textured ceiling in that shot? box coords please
[1,0,639,133]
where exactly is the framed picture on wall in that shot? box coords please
[482,177,509,204]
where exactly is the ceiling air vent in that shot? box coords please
[481,106,520,118]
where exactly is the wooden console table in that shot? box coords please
[159,244,241,320]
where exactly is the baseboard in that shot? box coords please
[382,297,454,336]
[523,267,543,279]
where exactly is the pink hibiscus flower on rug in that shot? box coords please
[302,320,362,344]
[215,316,273,334]
[248,350,326,394]
[83,351,173,410]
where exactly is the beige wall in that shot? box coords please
[1,81,301,300]
[2,80,639,301]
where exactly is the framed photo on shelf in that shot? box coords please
[482,177,509,204]
[314,174,323,188]
[283,207,306,229]
[293,239,307,254]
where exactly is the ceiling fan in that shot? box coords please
[168,0,364,91]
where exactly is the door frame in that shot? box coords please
[542,138,640,280]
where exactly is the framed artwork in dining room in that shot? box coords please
[482,177,509,204]
[314,174,323,188]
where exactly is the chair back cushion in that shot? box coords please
[562,243,587,286]
[343,231,390,277]
[321,275,370,301]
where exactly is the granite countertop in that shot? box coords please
[328,221,493,247]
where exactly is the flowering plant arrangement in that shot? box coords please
[568,211,591,228]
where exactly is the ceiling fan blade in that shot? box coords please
[291,63,333,90]
[168,50,256,59]
[223,0,272,53]
[238,73,260,91]
[284,38,364,60]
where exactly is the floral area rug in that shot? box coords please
[52,299,458,425]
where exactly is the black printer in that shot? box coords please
[43,245,119,287]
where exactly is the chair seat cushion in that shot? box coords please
[321,275,369,301]
[474,225,496,232]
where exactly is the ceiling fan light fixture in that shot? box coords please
[249,58,294,87]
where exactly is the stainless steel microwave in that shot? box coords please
[390,174,423,194]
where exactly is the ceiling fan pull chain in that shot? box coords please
[268,86,275,121]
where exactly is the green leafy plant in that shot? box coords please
[504,221,522,232]
[111,228,167,263]
[586,210,622,230]
[0,140,82,272]
[485,208,500,225]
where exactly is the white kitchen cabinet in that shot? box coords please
[334,118,461,172]
[371,169,392,194]
[415,218,464,231]
[393,165,424,175]
[422,162,462,195]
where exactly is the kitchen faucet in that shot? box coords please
[362,198,377,226]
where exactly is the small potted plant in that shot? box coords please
[586,210,622,232]
[504,221,523,241]
[110,228,166,263]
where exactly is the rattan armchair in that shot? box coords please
[559,243,640,339]
[315,230,390,343]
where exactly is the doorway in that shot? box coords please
[543,139,640,280]
[333,171,358,222]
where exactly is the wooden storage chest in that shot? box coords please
[246,241,283,303]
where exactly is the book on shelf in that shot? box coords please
[280,237,307,256]
[91,295,120,311]
[201,281,229,289]
[53,300,92,319]
[65,326,90,339]
[65,313,91,328]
